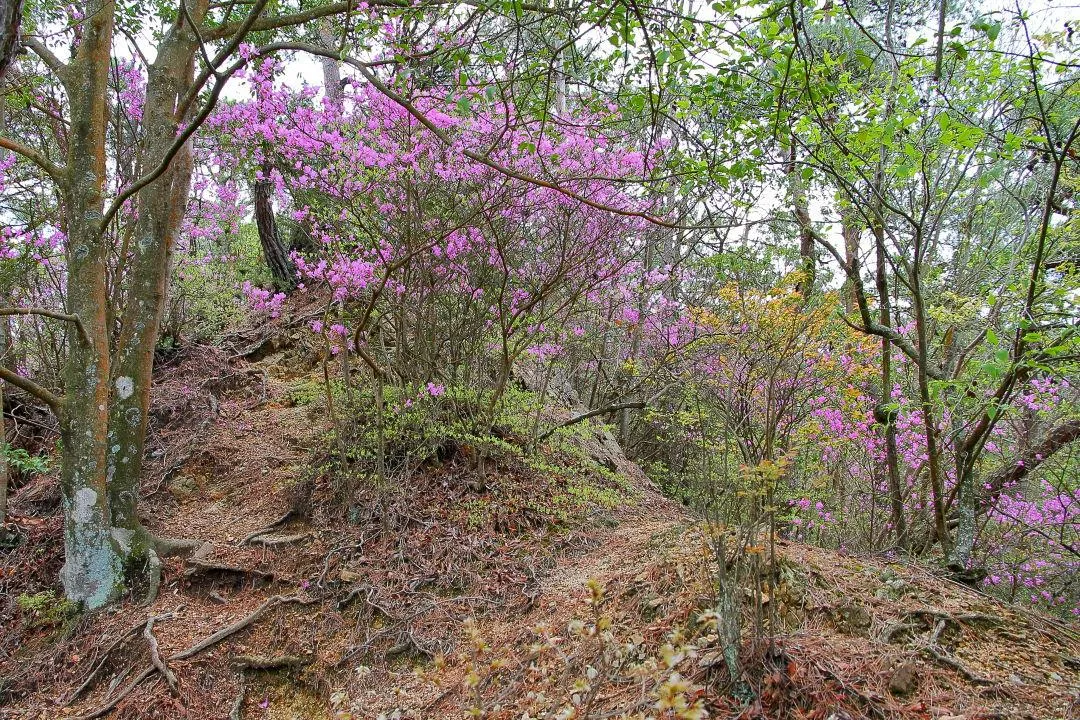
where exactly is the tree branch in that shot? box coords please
[202,0,561,41]
[22,37,71,85]
[0,365,62,415]
[0,136,65,183]
[537,402,646,442]
[978,419,1080,512]
[0,306,89,344]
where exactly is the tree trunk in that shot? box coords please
[910,250,950,556]
[253,164,296,291]
[787,145,815,297]
[107,2,204,553]
[0,377,7,527]
[0,0,21,82]
[59,0,125,609]
[873,233,906,549]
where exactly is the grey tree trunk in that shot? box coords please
[0,0,22,82]
[107,2,204,552]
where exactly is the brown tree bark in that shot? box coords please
[0,0,21,82]
[58,0,125,609]
[107,0,206,557]
[253,164,296,291]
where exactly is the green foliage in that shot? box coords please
[2,446,49,478]
[16,591,78,630]
[162,224,272,344]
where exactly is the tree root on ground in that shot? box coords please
[229,678,246,720]
[920,619,994,685]
[172,594,314,660]
[247,531,311,547]
[144,616,177,693]
[231,654,313,670]
[239,509,301,545]
[65,610,180,705]
[72,596,313,718]
[184,557,280,583]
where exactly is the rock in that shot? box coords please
[830,601,872,634]
[168,474,199,498]
[888,662,919,697]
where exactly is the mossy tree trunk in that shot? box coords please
[106,0,206,562]
[58,0,126,609]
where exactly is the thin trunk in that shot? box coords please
[318,20,342,108]
[107,1,205,552]
[910,249,950,555]
[871,167,904,548]
[254,163,296,291]
[0,0,22,82]
[787,144,815,297]
[0,378,7,527]
[841,220,859,314]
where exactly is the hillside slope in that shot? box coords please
[1,327,1078,720]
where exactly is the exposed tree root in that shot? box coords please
[920,619,994,685]
[74,596,312,717]
[65,610,178,705]
[229,678,246,720]
[247,531,311,547]
[172,594,313,660]
[144,616,177,694]
[72,666,156,720]
[239,509,300,545]
[231,654,312,670]
[184,557,279,583]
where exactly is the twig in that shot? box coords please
[72,666,155,720]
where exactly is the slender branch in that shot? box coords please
[0,306,89,344]
[537,401,646,442]
[0,136,65,182]
[22,37,71,85]
[0,365,62,415]
[202,0,562,41]
[179,0,272,119]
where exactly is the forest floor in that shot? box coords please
[1,309,1078,720]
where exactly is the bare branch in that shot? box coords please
[22,37,71,84]
[0,306,89,344]
[0,136,65,182]
[537,402,646,443]
[0,365,62,415]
